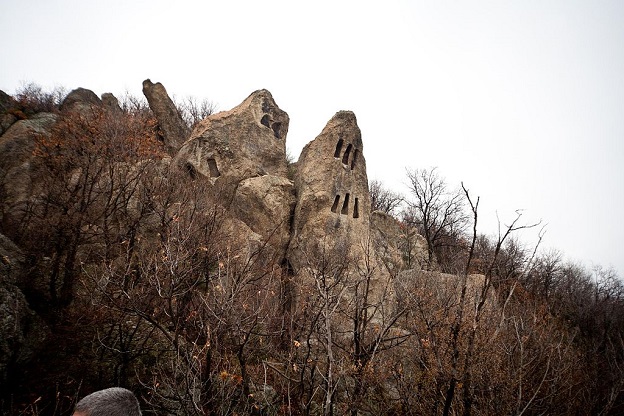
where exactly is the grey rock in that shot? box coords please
[287,111,371,272]
[142,79,189,153]
[60,87,102,113]
[101,92,122,113]
[0,90,18,136]
[174,89,289,202]
[0,233,48,388]
[0,113,58,211]
[231,174,296,259]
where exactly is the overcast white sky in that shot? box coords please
[1,0,623,276]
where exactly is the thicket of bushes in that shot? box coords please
[1,84,622,415]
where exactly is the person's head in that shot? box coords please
[73,387,141,416]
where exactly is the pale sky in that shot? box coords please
[1,0,623,276]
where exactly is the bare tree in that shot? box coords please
[404,167,468,269]
[369,179,404,216]
[174,95,217,129]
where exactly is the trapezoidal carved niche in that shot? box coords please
[333,139,359,169]
[260,114,282,139]
[341,193,350,215]
[342,144,352,165]
[331,195,340,213]
[334,139,344,158]
[207,158,220,177]
[330,193,360,219]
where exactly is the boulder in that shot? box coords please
[0,90,14,113]
[101,92,122,113]
[174,89,289,202]
[142,79,189,153]
[60,87,102,114]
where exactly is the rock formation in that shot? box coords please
[0,113,58,212]
[60,87,102,113]
[142,79,189,153]
[287,111,371,272]
[101,92,122,113]
[0,233,48,387]
[174,89,294,256]
[0,79,428,336]
[175,89,289,185]
[0,80,433,403]
[0,90,18,136]
[370,210,428,274]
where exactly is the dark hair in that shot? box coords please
[73,387,141,416]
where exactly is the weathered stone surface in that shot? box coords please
[60,87,102,113]
[0,233,48,388]
[287,111,371,272]
[0,113,58,210]
[174,89,289,202]
[101,92,122,113]
[0,233,25,285]
[0,90,13,112]
[231,175,296,258]
[0,90,18,136]
[371,211,428,275]
[142,79,189,153]
[284,111,400,314]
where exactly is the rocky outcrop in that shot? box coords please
[0,81,430,328]
[174,89,290,201]
[0,113,58,211]
[173,89,293,260]
[101,92,122,113]
[60,87,102,113]
[371,210,428,274]
[142,79,189,153]
[284,111,401,311]
[231,175,296,259]
[0,234,48,388]
[0,90,18,136]
[287,111,371,272]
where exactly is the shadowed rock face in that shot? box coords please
[0,233,48,388]
[231,174,296,260]
[142,79,190,153]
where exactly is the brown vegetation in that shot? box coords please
[0,86,622,415]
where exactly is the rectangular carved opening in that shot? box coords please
[334,139,344,158]
[351,149,359,170]
[341,193,350,215]
[207,158,221,177]
[331,195,340,213]
[353,197,359,218]
[342,143,352,165]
